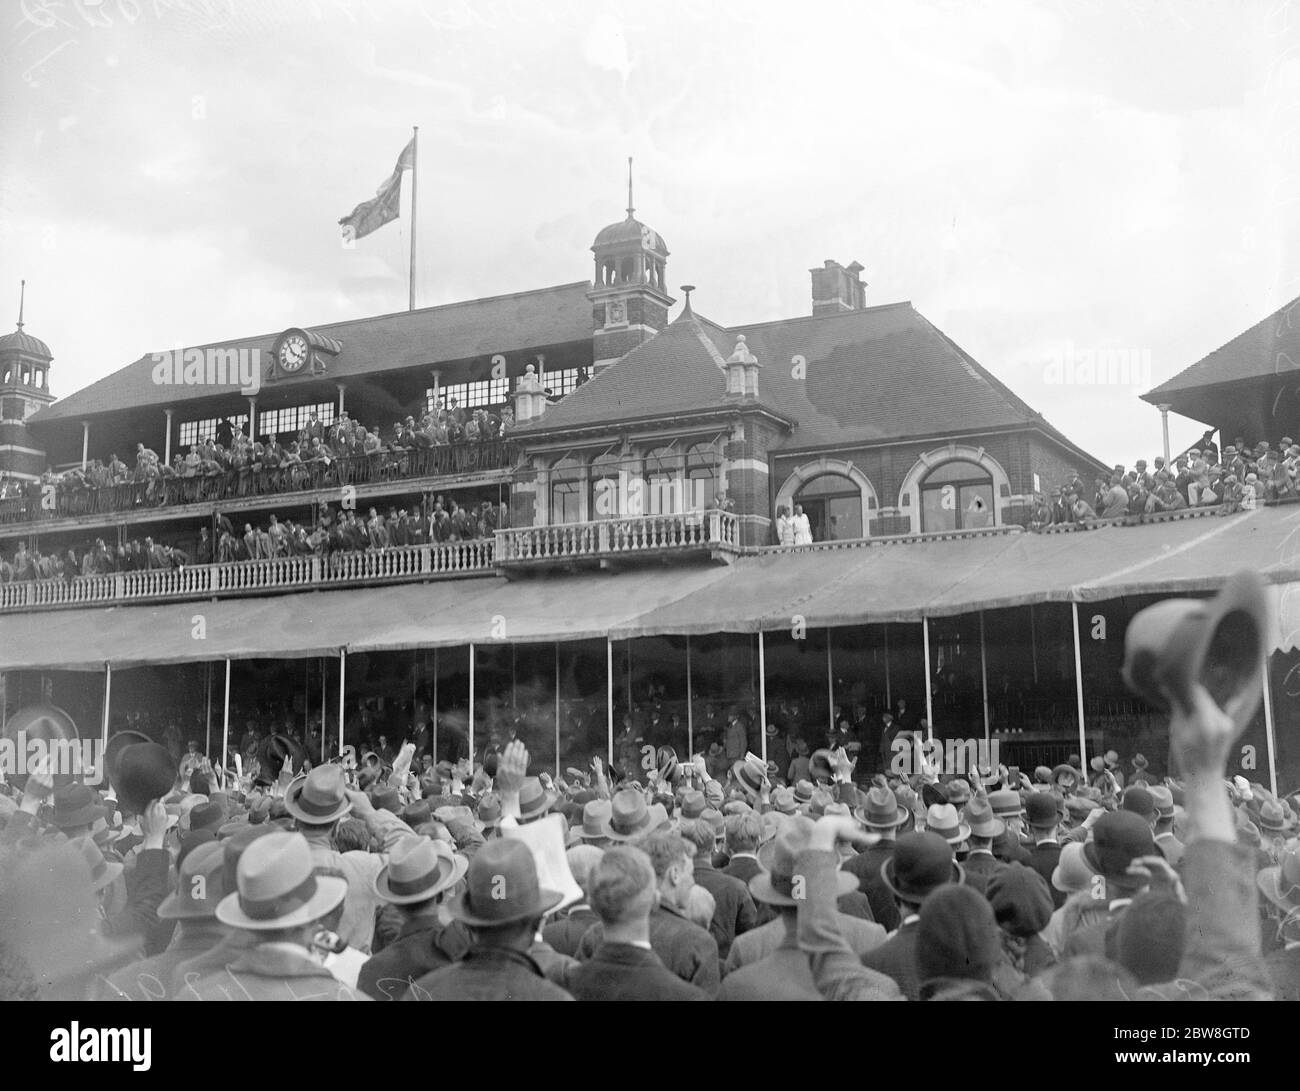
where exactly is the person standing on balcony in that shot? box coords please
[792,504,813,545]
[775,505,794,545]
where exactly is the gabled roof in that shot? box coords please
[34,282,594,423]
[518,297,1092,460]
[1144,293,1300,401]
[514,308,789,435]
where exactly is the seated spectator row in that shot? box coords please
[0,498,506,581]
[0,408,516,526]
[1030,434,1300,528]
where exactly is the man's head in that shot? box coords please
[640,830,695,910]
[725,811,763,856]
[588,846,657,931]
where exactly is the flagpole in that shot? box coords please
[409,126,419,312]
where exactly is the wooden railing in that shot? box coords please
[0,540,495,612]
[495,510,741,564]
[0,439,515,527]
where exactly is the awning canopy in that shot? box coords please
[5,506,1300,672]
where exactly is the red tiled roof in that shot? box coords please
[1143,293,1300,400]
[33,282,593,423]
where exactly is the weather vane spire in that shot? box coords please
[17,279,25,331]
[627,156,634,219]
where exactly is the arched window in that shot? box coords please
[795,473,863,541]
[685,442,720,510]
[551,456,583,525]
[590,453,623,519]
[920,460,994,532]
[643,446,681,515]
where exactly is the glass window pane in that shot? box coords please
[959,484,994,529]
[826,495,863,539]
[797,473,856,497]
[921,485,957,532]
[924,460,987,485]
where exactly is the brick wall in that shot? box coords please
[770,428,1103,535]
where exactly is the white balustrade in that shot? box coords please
[496,509,739,563]
[0,540,496,613]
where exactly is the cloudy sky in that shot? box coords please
[3,0,1300,466]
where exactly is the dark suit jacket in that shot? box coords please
[106,848,172,956]
[406,947,573,1001]
[578,903,720,995]
[861,918,923,1001]
[961,851,1005,897]
[1027,842,1065,908]
[722,855,763,886]
[842,842,899,932]
[994,830,1032,865]
[692,857,757,961]
[568,942,708,1002]
[357,916,472,1001]
[542,906,600,959]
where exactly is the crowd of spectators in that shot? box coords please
[1031,431,1300,529]
[0,497,505,582]
[0,401,515,521]
[1,680,1295,1001]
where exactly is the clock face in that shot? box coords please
[640,224,658,251]
[278,332,309,373]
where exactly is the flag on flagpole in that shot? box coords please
[338,137,415,240]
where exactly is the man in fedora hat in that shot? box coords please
[97,841,231,1000]
[960,796,1006,895]
[404,839,571,1001]
[987,789,1032,864]
[178,831,357,1001]
[860,831,965,1000]
[575,830,720,994]
[49,782,107,839]
[842,785,907,931]
[1024,793,1065,908]
[721,816,889,993]
[679,818,757,961]
[567,846,708,1001]
[356,839,471,1000]
[1058,809,1157,959]
[285,763,419,954]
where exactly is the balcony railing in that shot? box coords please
[495,509,741,566]
[0,540,495,612]
[0,440,515,527]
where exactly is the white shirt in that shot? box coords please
[793,513,812,545]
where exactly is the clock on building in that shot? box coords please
[269,328,343,380]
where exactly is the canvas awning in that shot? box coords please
[4,506,1300,672]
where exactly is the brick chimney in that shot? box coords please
[810,259,866,317]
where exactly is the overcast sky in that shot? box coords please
[3,0,1300,467]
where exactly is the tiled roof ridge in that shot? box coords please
[141,280,592,355]
[1143,290,1300,398]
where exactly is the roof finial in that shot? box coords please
[626,156,634,219]
[16,280,25,331]
[679,285,695,318]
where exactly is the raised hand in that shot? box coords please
[496,740,529,798]
[140,800,169,850]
